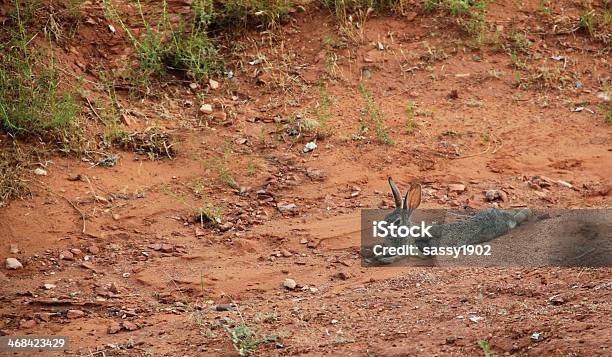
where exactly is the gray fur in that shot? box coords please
[379,177,531,263]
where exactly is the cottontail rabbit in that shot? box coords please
[378,177,531,263]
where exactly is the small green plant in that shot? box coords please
[358,83,393,145]
[161,184,222,225]
[254,311,278,323]
[477,339,492,357]
[579,6,595,36]
[103,0,169,94]
[221,319,279,356]
[315,81,334,136]
[247,158,257,176]
[602,105,612,124]
[537,0,551,15]
[423,0,488,45]
[322,34,338,77]
[404,100,415,134]
[170,0,220,80]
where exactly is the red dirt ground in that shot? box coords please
[1,1,611,356]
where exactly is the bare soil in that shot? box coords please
[1,1,611,356]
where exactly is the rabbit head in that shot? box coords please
[384,177,422,227]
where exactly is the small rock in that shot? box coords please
[280,249,292,257]
[195,227,206,237]
[112,213,120,221]
[305,168,325,181]
[446,336,457,344]
[108,321,122,334]
[9,244,18,254]
[333,272,350,281]
[43,283,56,290]
[209,79,220,90]
[66,309,85,319]
[122,321,138,331]
[211,304,236,311]
[59,250,74,261]
[70,248,82,256]
[283,278,297,290]
[199,104,213,114]
[468,316,483,323]
[530,332,542,342]
[548,295,565,305]
[448,183,466,193]
[299,238,308,244]
[219,222,234,232]
[309,287,318,293]
[34,168,48,176]
[160,244,174,253]
[278,203,296,212]
[88,246,100,255]
[303,142,317,153]
[485,189,506,202]
[109,282,119,294]
[5,258,23,270]
[189,82,198,89]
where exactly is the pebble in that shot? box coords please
[59,250,74,261]
[199,104,213,114]
[34,168,48,176]
[303,142,317,153]
[108,321,122,334]
[9,244,18,254]
[109,282,119,294]
[66,310,85,319]
[122,321,138,331]
[280,249,292,257]
[278,203,296,212]
[88,246,100,255]
[283,278,297,290]
[485,189,506,202]
[43,283,56,290]
[448,183,466,193]
[209,79,220,90]
[299,238,308,244]
[530,332,542,342]
[5,258,23,270]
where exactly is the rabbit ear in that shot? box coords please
[404,183,422,211]
[388,177,403,208]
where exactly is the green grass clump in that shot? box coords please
[404,100,415,134]
[0,1,79,139]
[358,83,393,145]
[221,319,281,356]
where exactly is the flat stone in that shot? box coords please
[6,258,23,270]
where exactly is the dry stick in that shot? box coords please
[491,132,504,154]
[84,96,104,124]
[35,180,87,233]
[451,139,492,160]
